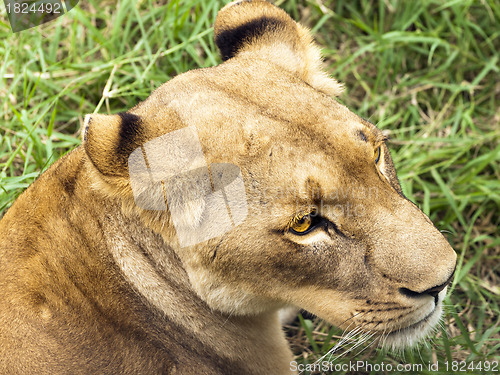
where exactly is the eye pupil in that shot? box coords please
[375,147,381,164]
[289,213,314,234]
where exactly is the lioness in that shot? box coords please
[0,1,457,374]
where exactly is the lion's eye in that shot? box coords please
[289,213,313,235]
[375,146,381,164]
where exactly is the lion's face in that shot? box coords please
[83,0,456,348]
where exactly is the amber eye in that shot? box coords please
[289,213,313,235]
[375,146,381,164]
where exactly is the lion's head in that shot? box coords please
[83,0,456,349]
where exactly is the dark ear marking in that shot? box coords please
[117,112,143,162]
[216,16,284,61]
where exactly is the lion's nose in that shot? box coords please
[399,269,455,304]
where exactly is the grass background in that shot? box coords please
[0,0,499,374]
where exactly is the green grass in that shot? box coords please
[1,0,499,374]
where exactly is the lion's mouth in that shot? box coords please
[381,303,443,348]
[389,309,435,334]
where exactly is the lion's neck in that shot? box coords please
[99,203,295,374]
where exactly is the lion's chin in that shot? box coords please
[381,303,443,350]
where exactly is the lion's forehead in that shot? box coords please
[140,60,361,143]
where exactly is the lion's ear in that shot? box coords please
[214,0,343,96]
[82,112,145,177]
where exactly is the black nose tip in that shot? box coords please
[400,270,455,304]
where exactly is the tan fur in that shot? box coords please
[0,1,456,374]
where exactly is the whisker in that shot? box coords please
[353,332,378,357]
[313,324,363,367]
[308,313,376,372]
[329,331,375,362]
